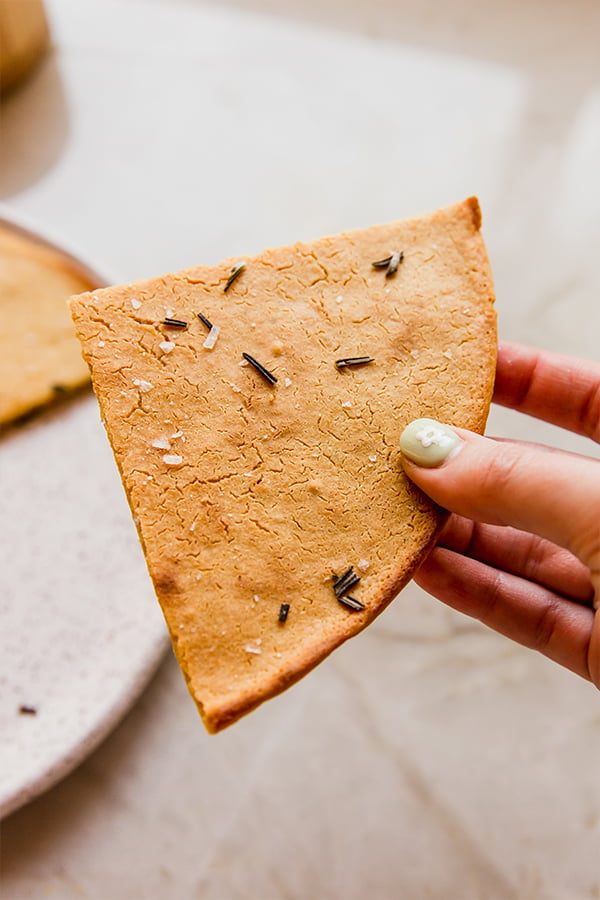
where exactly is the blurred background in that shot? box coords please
[1,0,599,897]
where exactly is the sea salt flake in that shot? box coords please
[159,340,175,353]
[170,430,183,439]
[341,400,352,408]
[357,559,370,572]
[152,437,172,450]
[203,324,220,350]
[133,378,153,392]
[284,377,292,387]
[98,340,105,347]
[244,640,262,655]
[130,298,142,309]
[162,453,183,466]
[368,454,377,463]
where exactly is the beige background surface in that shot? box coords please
[1,0,600,897]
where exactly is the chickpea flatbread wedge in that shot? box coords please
[70,197,496,732]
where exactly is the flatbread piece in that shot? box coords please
[70,197,496,732]
[0,220,103,425]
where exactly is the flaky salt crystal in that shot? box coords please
[203,324,220,350]
[133,378,153,392]
[162,454,183,466]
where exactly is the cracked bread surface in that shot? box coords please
[70,197,496,732]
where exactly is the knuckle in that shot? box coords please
[580,379,600,443]
[476,447,521,506]
[531,596,562,654]
[477,569,503,623]
[520,532,549,583]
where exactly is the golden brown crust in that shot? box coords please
[70,198,496,732]
[0,220,105,425]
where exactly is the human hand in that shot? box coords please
[400,341,600,687]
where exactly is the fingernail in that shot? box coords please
[400,418,463,468]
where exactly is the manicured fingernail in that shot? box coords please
[400,418,463,467]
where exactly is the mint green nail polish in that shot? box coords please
[400,418,463,467]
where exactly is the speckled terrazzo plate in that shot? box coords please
[0,220,168,819]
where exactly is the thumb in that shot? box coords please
[399,418,600,582]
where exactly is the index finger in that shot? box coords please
[494,341,600,443]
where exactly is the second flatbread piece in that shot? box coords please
[0,221,103,425]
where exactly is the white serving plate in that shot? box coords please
[0,219,168,819]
